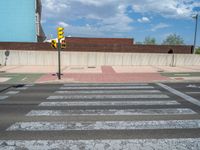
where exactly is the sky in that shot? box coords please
[41,0,200,46]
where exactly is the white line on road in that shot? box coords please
[174,74,190,76]
[157,83,200,107]
[25,84,34,87]
[21,77,27,81]
[55,90,162,94]
[1,139,200,150]
[7,120,200,131]
[47,94,169,100]
[60,86,154,90]
[39,101,180,107]
[186,92,200,94]
[63,83,149,86]
[26,108,196,116]
[6,91,19,95]
[0,96,9,100]
[16,87,28,90]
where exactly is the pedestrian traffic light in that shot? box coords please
[61,40,66,49]
[51,40,57,49]
[57,27,64,40]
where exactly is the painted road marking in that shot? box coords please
[25,84,34,87]
[55,90,162,94]
[186,92,200,94]
[157,83,200,107]
[0,139,200,150]
[174,74,190,76]
[6,91,19,95]
[21,77,27,81]
[7,120,200,131]
[39,101,180,107]
[26,108,196,116]
[16,87,28,90]
[63,83,149,86]
[187,84,200,89]
[0,138,200,150]
[47,94,169,100]
[60,86,154,90]
[0,96,9,100]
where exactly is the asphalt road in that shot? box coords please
[0,82,200,150]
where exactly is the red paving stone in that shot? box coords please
[101,66,116,74]
[36,66,170,83]
[36,73,170,83]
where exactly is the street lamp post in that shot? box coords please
[193,14,198,54]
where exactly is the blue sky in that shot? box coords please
[41,0,200,46]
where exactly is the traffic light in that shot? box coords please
[51,40,57,49]
[57,27,64,40]
[61,40,66,49]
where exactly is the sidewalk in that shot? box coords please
[0,65,200,83]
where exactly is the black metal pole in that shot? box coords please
[58,39,61,80]
[193,14,198,54]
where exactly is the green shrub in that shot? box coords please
[195,47,200,54]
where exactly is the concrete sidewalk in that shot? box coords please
[0,65,200,83]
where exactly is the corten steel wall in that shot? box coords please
[65,37,134,45]
[0,42,193,54]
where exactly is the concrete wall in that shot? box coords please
[0,50,200,66]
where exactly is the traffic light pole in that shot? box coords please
[193,14,198,54]
[57,39,61,80]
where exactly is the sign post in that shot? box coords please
[4,50,10,66]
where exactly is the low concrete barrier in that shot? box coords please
[0,50,200,66]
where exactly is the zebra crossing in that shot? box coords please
[1,83,200,149]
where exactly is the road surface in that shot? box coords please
[0,82,200,149]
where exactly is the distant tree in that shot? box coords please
[162,34,184,45]
[144,36,156,45]
[195,47,200,54]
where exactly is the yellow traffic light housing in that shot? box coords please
[61,40,66,49]
[51,40,57,49]
[57,27,64,40]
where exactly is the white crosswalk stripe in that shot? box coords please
[63,83,149,86]
[1,138,200,150]
[16,87,28,90]
[39,101,180,106]
[7,120,200,131]
[55,90,162,94]
[26,108,196,116]
[60,86,154,90]
[47,94,169,99]
[6,91,19,95]
[0,96,9,100]
[25,84,34,87]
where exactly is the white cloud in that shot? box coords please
[58,22,69,28]
[151,23,170,31]
[131,0,199,19]
[42,0,200,19]
[138,17,150,23]
[56,22,104,37]
[41,0,199,37]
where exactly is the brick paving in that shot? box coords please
[36,66,170,83]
